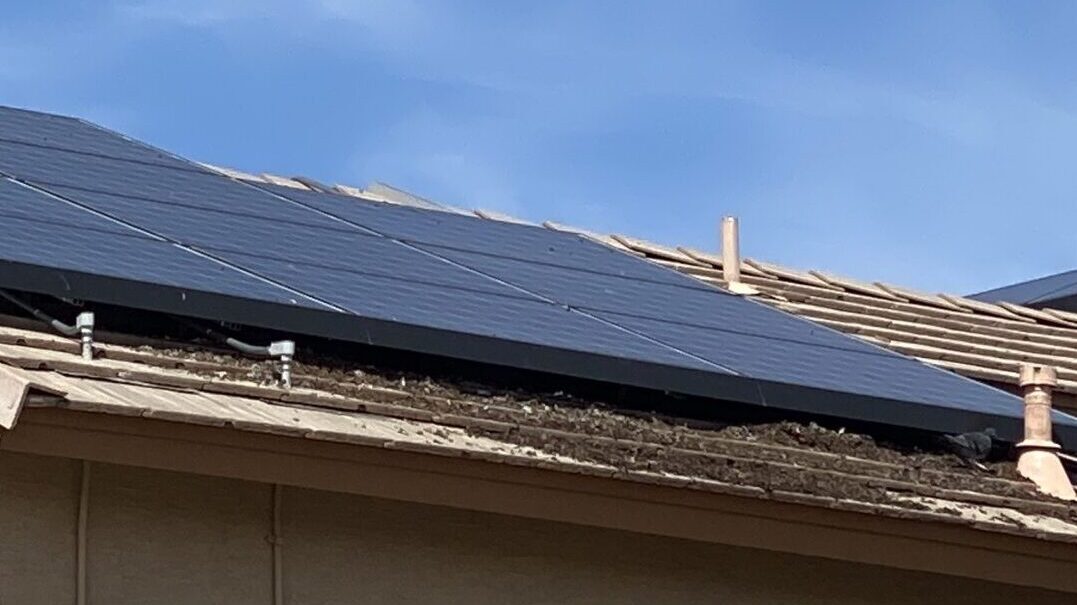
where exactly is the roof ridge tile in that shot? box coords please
[610,234,705,265]
[941,294,1037,323]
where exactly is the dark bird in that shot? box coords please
[941,428,997,470]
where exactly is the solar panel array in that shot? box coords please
[1,105,1072,443]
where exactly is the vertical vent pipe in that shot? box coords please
[720,216,758,295]
[1017,364,1076,501]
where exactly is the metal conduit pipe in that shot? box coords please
[77,460,90,605]
[271,484,283,605]
[0,288,79,336]
[184,321,295,388]
[0,289,95,359]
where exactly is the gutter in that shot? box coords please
[0,364,32,429]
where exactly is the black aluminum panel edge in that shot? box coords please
[2,259,1065,447]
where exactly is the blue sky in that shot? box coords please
[3,1,1076,294]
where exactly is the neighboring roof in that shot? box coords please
[1,317,1075,546]
[971,269,1077,311]
[204,166,1077,413]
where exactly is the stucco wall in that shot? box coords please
[0,450,1068,604]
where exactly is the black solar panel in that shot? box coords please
[0,181,310,305]
[254,182,700,285]
[1,105,1072,444]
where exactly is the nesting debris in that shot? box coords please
[126,341,1077,516]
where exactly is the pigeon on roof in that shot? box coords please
[941,428,997,470]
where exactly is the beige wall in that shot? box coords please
[0,450,1068,605]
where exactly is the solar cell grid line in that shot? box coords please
[0,112,738,374]
[235,178,743,371]
[236,179,1044,422]
[207,247,730,370]
[235,182,900,365]
[238,179,897,366]
[0,140,344,228]
[410,238,1047,426]
[0,220,728,382]
[0,214,314,306]
[0,135,731,373]
[0,105,197,169]
[597,310,1077,443]
[229,178,1042,402]
[406,243,890,354]
[37,185,532,300]
[250,182,710,288]
[1,176,345,313]
[0,177,139,237]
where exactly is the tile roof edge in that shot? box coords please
[2,310,1075,543]
[15,364,1077,545]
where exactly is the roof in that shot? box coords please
[2,115,1077,545]
[0,102,1048,445]
[202,165,1077,414]
[971,268,1077,311]
[1,316,1076,545]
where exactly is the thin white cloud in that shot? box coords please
[114,0,297,26]
[113,0,432,40]
[350,109,527,216]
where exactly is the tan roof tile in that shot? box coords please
[809,271,907,301]
[941,295,1037,323]
[542,221,640,253]
[331,183,367,198]
[1045,308,1077,324]
[610,235,705,265]
[473,209,536,225]
[744,260,835,288]
[1000,302,1077,327]
[875,283,970,312]
[260,173,308,189]
[673,247,771,276]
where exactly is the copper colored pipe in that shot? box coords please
[1016,365,1075,501]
